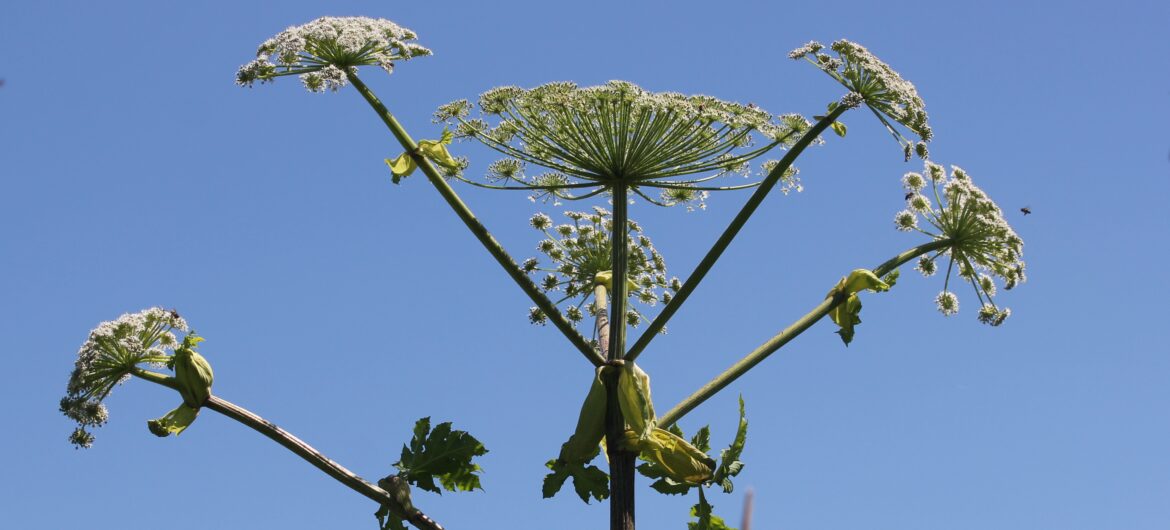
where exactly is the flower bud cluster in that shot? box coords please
[524,207,679,328]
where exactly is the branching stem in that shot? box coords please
[131,368,446,530]
[658,239,951,428]
[346,73,605,367]
[626,104,853,363]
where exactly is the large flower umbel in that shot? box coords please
[523,207,679,328]
[236,17,431,92]
[60,307,189,448]
[791,40,931,157]
[434,80,812,206]
[896,162,1025,325]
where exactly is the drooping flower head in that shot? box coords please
[523,208,679,328]
[434,80,812,206]
[61,308,189,447]
[895,162,1025,324]
[791,40,931,158]
[236,17,431,92]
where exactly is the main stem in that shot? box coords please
[131,369,445,530]
[345,73,604,368]
[658,239,951,428]
[604,185,635,530]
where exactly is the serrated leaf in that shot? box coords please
[542,459,571,499]
[570,464,610,503]
[638,463,695,495]
[830,121,848,137]
[712,397,748,493]
[666,423,686,438]
[543,457,609,504]
[394,417,487,494]
[690,425,711,454]
[883,269,900,288]
[688,489,736,530]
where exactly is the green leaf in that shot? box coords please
[830,121,847,137]
[543,457,609,503]
[394,417,488,494]
[374,505,408,530]
[637,462,695,495]
[712,397,748,493]
[883,269,900,288]
[690,425,712,454]
[688,489,736,530]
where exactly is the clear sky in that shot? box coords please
[3,1,1169,529]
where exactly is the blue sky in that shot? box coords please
[3,1,1169,529]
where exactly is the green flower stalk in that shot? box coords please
[60,307,188,448]
[434,80,812,205]
[236,17,431,92]
[896,162,1025,324]
[791,39,932,158]
[523,208,679,328]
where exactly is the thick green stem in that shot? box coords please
[626,104,853,363]
[658,239,951,428]
[131,369,445,530]
[604,185,635,530]
[346,73,604,367]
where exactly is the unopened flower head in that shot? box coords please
[791,39,932,153]
[894,162,1024,324]
[435,80,812,206]
[235,17,430,92]
[524,207,678,327]
[61,307,189,448]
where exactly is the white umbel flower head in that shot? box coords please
[61,308,189,448]
[791,39,931,157]
[524,208,677,327]
[894,162,1024,324]
[434,80,812,207]
[236,17,431,92]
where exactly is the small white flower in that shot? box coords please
[935,291,959,316]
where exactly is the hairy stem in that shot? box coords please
[658,239,951,428]
[346,73,604,368]
[626,104,853,363]
[131,369,445,530]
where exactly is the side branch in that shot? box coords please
[346,73,604,367]
[131,369,446,530]
[658,239,950,428]
[626,104,853,362]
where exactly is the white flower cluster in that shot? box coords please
[791,39,932,150]
[61,307,189,448]
[523,207,679,328]
[896,162,1024,324]
[236,17,431,92]
[434,80,813,206]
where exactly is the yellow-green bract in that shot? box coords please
[558,367,608,464]
[617,362,656,440]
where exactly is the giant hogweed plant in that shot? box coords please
[61,16,1026,530]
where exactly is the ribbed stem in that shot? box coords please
[604,185,635,530]
[346,73,604,368]
[131,369,444,530]
[658,239,951,428]
[626,104,852,363]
